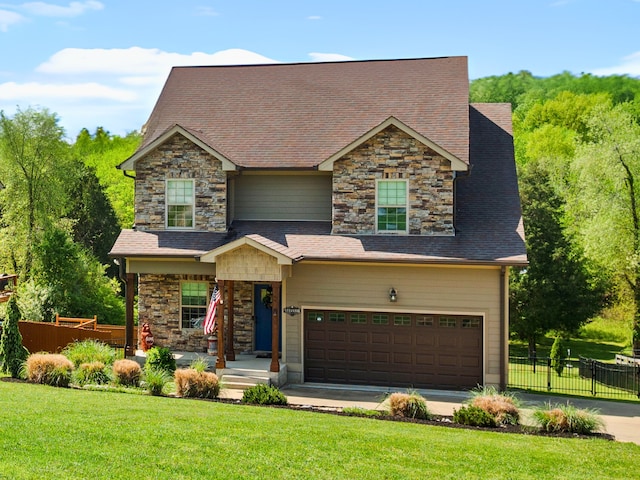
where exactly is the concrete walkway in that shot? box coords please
[221,384,640,445]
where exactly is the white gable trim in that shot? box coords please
[118,125,237,171]
[199,236,294,265]
[317,116,468,172]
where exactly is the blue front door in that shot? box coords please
[254,284,281,351]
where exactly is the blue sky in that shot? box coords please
[0,0,638,139]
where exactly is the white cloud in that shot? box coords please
[20,0,103,17]
[592,51,640,76]
[195,6,218,16]
[0,9,24,31]
[308,52,354,62]
[307,15,322,20]
[1,47,280,137]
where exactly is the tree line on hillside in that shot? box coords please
[0,108,140,325]
[471,70,640,354]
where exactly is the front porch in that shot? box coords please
[133,350,288,387]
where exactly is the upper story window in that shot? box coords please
[376,180,408,233]
[166,179,194,228]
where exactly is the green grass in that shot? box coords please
[510,336,628,362]
[0,381,638,479]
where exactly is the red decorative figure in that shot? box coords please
[140,323,155,352]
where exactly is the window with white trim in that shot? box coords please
[377,180,408,233]
[181,282,207,329]
[166,179,194,228]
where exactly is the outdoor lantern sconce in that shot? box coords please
[389,287,398,302]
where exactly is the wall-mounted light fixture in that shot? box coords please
[389,287,398,302]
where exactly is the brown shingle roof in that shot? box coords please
[135,57,470,168]
[110,104,526,265]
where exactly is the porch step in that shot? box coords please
[221,374,271,390]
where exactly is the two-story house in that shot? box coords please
[109,56,526,390]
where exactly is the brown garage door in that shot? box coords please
[304,310,482,390]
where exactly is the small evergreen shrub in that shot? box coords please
[63,340,116,368]
[142,367,171,396]
[25,354,74,387]
[112,359,142,387]
[73,361,110,386]
[532,403,604,434]
[342,406,383,417]
[550,336,566,376]
[388,392,432,420]
[174,368,220,399]
[453,405,497,427]
[241,384,288,405]
[468,386,520,425]
[144,346,176,374]
[0,294,29,378]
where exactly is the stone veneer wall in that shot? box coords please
[332,125,454,235]
[138,274,254,353]
[134,134,227,232]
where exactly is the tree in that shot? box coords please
[0,107,71,276]
[0,294,28,378]
[572,103,640,351]
[550,336,566,376]
[510,161,606,354]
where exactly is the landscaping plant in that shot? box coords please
[550,335,566,376]
[453,405,497,427]
[112,359,142,387]
[142,367,171,396]
[62,339,116,368]
[388,391,432,420]
[24,353,74,387]
[468,386,520,425]
[174,368,220,399]
[532,403,604,435]
[0,294,28,378]
[144,346,176,374]
[241,384,288,405]
[73,361,110,386]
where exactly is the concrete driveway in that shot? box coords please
[222,384,640,445]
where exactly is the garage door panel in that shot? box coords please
[305,311,483,389]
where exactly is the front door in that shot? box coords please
[254,284,281,351]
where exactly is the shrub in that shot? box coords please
[142,367,171,396]
[144,346,176,374]
[112,359,142,387]
[174,368,220,399]
[532,403,604,434]
[342,406,383,417]
[468,386,520,425]
[241,384,288,405]
[0,294,29,378]
[388,391,432,420]
[550,336,566,376]
[63,340,116,368]
[453,405,497,427]
[24,354,74,387]
[73,361,110,386]
[189,356,210,373]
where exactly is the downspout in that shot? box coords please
[499,266,507,391]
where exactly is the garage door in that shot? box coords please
[304,310,482,390]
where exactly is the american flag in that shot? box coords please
[203,285,221,335]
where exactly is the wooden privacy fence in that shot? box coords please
[16,320,138,354]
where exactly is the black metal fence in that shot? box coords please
[508,356,640,400]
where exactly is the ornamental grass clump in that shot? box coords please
[174,368,220,399]
[388,391,432,420]
[241,384,288,405]
[468,386,520,425]
[112,359,142,387]
[63,340,116,368]
[73,361,110,386]
[142,367,171,396]
[532,403,604,435]
[24,353,74,387]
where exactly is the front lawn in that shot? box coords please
[1,380,638,479]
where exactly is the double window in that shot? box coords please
[166,179,194,228]
[377,180,407,233]
[181,282,208,329]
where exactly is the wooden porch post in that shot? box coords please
[215,279,226,369]
[270,281,280,373]
[125,273,135,356]
[226,280,236,361]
